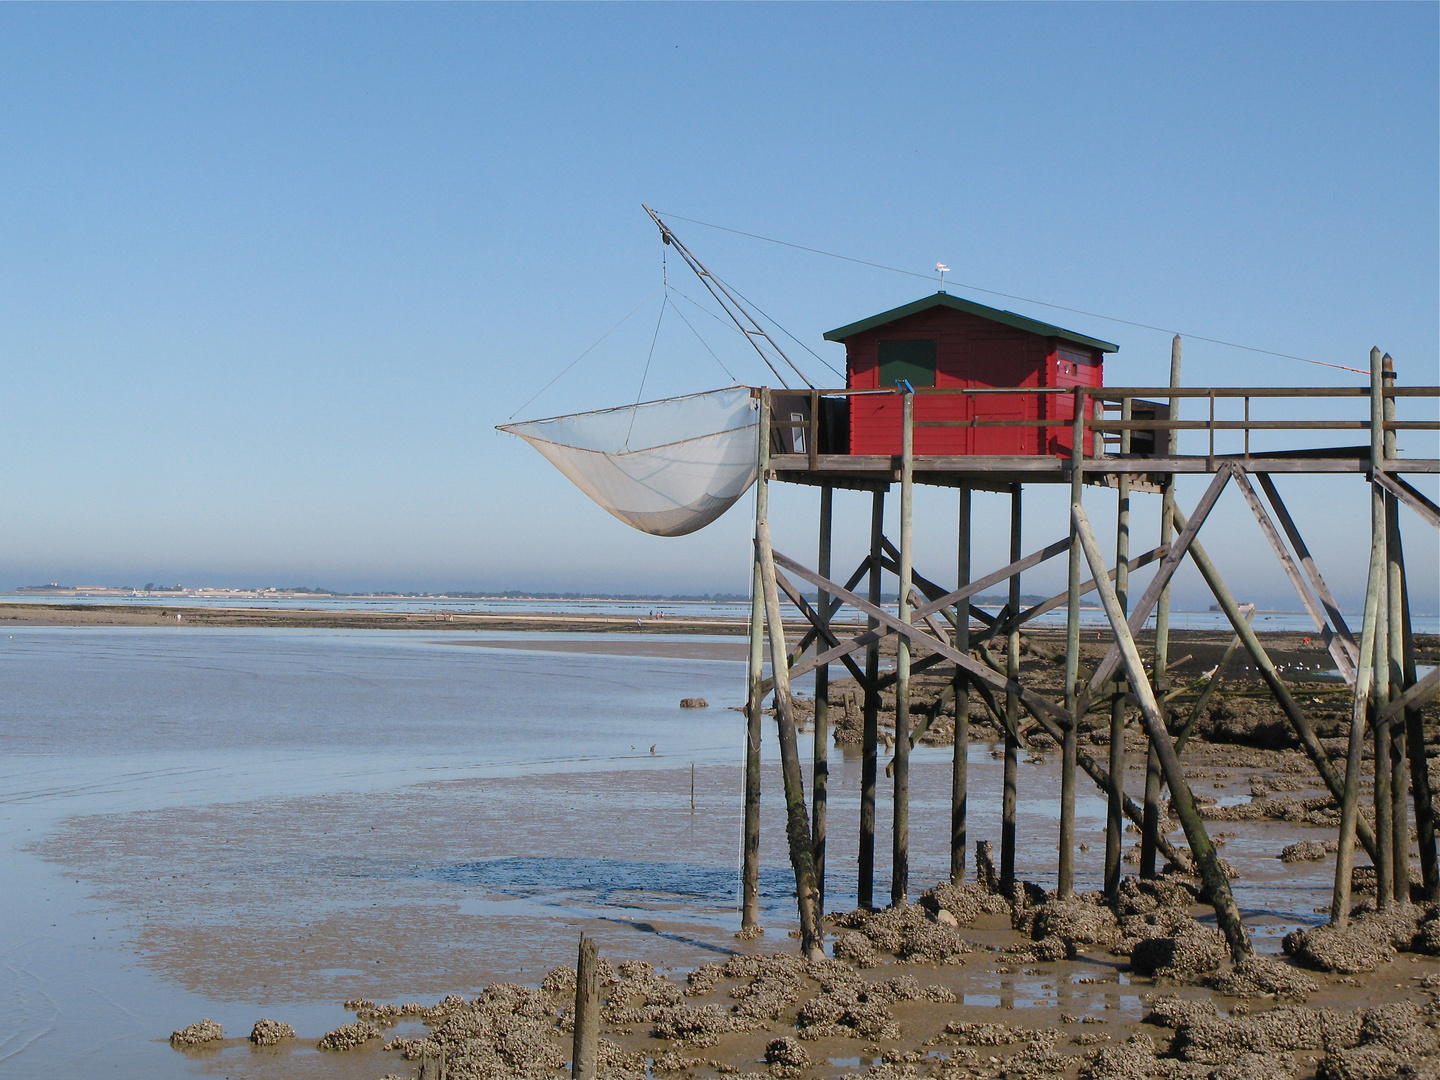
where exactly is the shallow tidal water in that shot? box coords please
[0,627,1347,1079]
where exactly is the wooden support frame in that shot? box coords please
[737,345,1438,954]
[769,553,1075,729]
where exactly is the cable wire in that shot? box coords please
[651,209,1368,376]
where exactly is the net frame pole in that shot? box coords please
[643,206,811,389]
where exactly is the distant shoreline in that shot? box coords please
[0,601,763,634]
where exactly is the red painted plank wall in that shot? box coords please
[844,307,1101,456]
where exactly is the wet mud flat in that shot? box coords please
[21,627,1440,1079]
[40,740,1439,1080]
[163,881,1440,1080]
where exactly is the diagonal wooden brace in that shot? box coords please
[1375,471,1440,530]
[1232,469,1357,682]
[1081,465,1235,709]
[1075,503,1252,961]
[773,548,1074,729]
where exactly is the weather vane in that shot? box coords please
[935,262,949,288]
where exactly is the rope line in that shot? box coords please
[624,294,669,449]
[650,210,1368,376]
[507,286,664,420]
[667,294,740,382]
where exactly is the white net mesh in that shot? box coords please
[498,386,759,537]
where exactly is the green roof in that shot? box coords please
[823,292,1118,353]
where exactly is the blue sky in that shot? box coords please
[1,3,1435,610]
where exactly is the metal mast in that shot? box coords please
[643,205,813,389]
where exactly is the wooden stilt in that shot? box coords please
[1144,336,1183,878]
[952,485,972,885]
[1105,398,1132,899]
[1075,504,1252,961]
[1333,348,1389,926]
[859,488,885,910]
[756,517,825,960]
[1333,531,1386,925]
[814,484,832,916]
[1058,389,1085,898]
[1002,484,1022,891]
[1372,353,1395,910]
[1382,358,1410,902]
[741,394,771,931]
[1373,576,1394,910]
[893,392,914,907]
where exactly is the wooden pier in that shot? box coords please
[741,347,1439,959]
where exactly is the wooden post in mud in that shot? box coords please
[1058,388,1085,898]
[1001,484,1022,891]
[1370,352,1395,910]
[951,485,972,885]
[1333,349,1389,926]
[1373,571,1395,910]
[1105,397,1132,899]
[1382,357,1410,903]
[756,517,825,959]
[893,391,914,907]
[741,391,772,931]
[1142,335,1182,878]
[859,488,885,909]
[1075,504,1252,961]
[814,483,833,915]
[572,934,599,1080]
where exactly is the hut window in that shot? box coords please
[877,340,937,389]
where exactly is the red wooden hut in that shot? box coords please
[823,293,1117,457]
